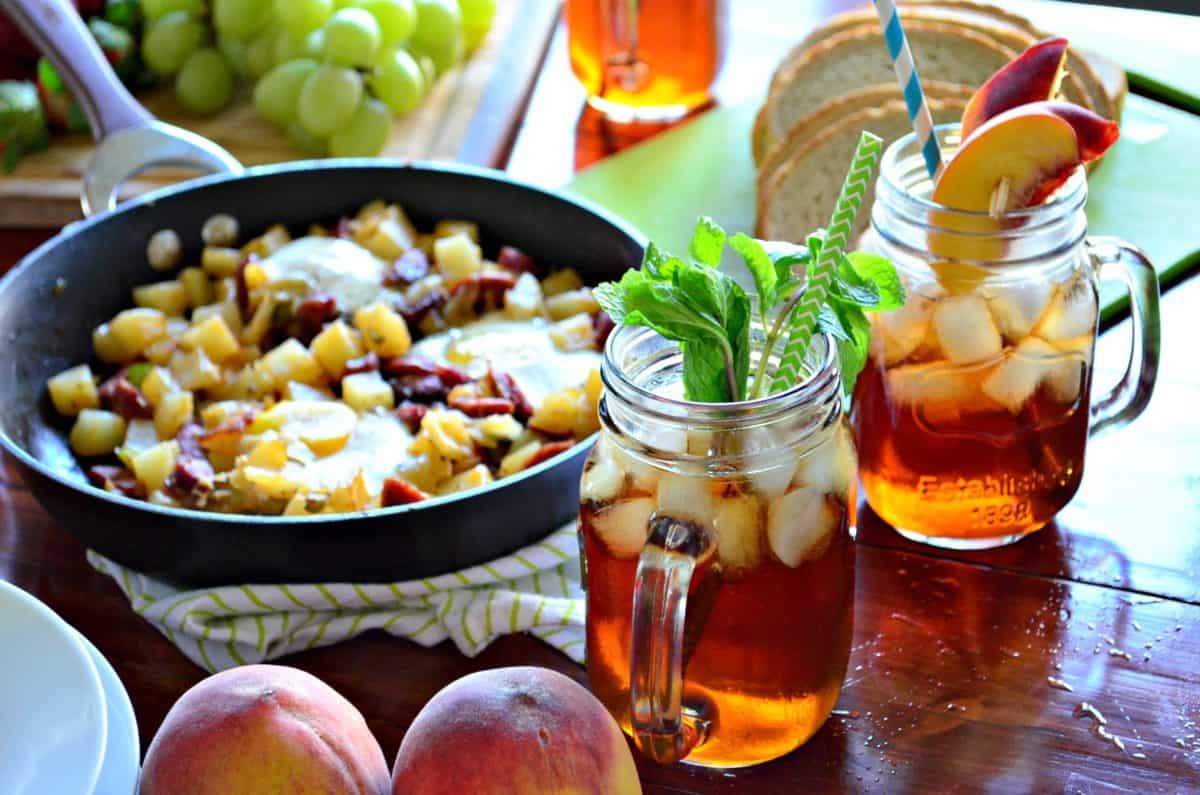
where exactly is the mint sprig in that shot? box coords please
[594,217,904,404]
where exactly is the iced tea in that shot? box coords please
[854,270,1097,545]
[565,0,728,121]
[581,326,855,768]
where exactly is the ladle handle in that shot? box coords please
[1,0,152,139]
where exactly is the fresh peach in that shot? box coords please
[935,101,1118,214]
[960,38,1069,138]
[140,664,390,795]
[391,666,642,795]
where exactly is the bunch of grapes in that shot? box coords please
[139,0,496,156]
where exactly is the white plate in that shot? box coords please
[0,580,107,795]
[75,630,140,795]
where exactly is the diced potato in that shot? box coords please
[141,366,178,407]
[499,440,541,476]
[142,337,178,367]
[256,339,323,389]
[201,246,242,278]
[310,320,365,378]
[438,463,493,495]
[283,381,335,401]
[92,323,129,364]
[572,389,601,438]
[132,281,188,317]
[70,409,127,457]
[201,400,252,428]
[245,436,288,470]
[179,267,213,309]
[326,471,371,513]
[250,400,357,456]
[434,220,479,243]
[154,390,194,439]
[433,233,482,283]
[213,277,237,303]
[583,367,603,408]
[241,224,290,259]
[405,274,446,304]
[541,268,584,297]
[192,301,244,338]
[361,218,412,260]
[109,308,167,358]
[529,388,581,436]
[410,409,474,462]
[183,315,241,363]
[504,272,544,320]
[207,366,265,401]
[548,313,596,352]
[115,419,160,468]
[394,453,452,493]
[241,466,302,501]
[242,262,268,291]
[342,371,394,412]
[47,364,99,417]
[169,347,222,391]
[470,414,523,448]
[353,301,411,357]
[545,288,600,321]
[146,229,182,272]
[130,441,180,492]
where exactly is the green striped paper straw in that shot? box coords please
[770,131,883,393]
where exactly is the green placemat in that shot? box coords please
[1006,0,1200,113]
[567,94,1200,323]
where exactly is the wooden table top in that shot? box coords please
[3,2,1200,793]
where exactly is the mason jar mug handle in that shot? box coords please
[1085,236,1162,437]
[628,514,714,764]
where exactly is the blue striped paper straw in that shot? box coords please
[873,0,944,179]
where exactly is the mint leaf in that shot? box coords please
[848,251,905,310]
[681,339,731,405]
[817,300,871,398]
[689,216,727,268]
[832,252,882,308]
[730,233,777,308]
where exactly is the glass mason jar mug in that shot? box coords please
[853,126,1161,549]
[579,325,857,769]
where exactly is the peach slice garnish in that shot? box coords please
[960,38,1069,138]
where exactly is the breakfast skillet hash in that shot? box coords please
[46,200,610,516]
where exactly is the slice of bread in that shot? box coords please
[777,2,1113,122]
[757,81,975,175]
[760,21,1014,160]
[756,98,969,245]
[1080,50,1128,118]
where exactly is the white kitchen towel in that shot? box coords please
[88,523,586,673]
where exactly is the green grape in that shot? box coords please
[141,0,204,22]
[244,28,278,78]
[175,48,234,114]
[218,36,252,76]
[330,98,391,156]
[286,121,329,157]
[322,8,382,66]
[275,0,333,37]
[355,0,416,46]
[413,50,437,86]
[253,58,318,126]
[297,64,363,136]
[213,0,273,41]
[141,12,208,76]
[274,31,316,64]
[411,0,462,73]
[370,46,424,114]
[457,0,495,52]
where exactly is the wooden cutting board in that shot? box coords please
[0,0,558,229]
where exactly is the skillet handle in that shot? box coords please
[1,0,243,216]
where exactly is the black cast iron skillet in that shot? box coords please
[0,0,644,585]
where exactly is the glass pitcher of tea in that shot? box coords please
[565,0,728,122]
[852,126,1161,549]
[579,324,856,768]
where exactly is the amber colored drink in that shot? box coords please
[565,0,727,120]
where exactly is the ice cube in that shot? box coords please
[734,425,796,498]
[656,470,716,526]
[590,497,656,558]
[767,486,838,568]
[711,491,764,570]
[985,281,1054,340]
[932,295,1003,364]
[794,422,857,498]
[887,360,993,410]
[581,441,626,504]
[874,295,935,365]
[981,337,1059,414]
[746,462,794,500]
[1044,358,1086,405]
[1036,280,1097,341]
